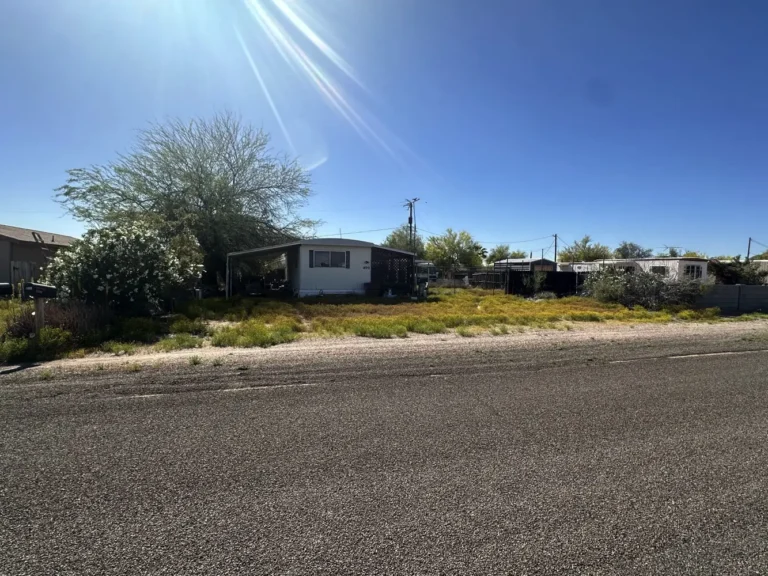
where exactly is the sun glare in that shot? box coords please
[236,0,411,165]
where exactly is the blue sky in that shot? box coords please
[2,0,767,258]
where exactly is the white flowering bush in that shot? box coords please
[41,224,202,314]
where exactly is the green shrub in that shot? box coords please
[352,321,408,339]
[535,291,557,300]
[406,319,447,334]
[169,317,210,336]
[0,338,30,363]
[155,334,204,351]
[565,312,603,322]
[114,317,166,343]
[100,341,139,355]
[211,320,300,348]
[456,325,480,337]
[677,308,720,321]
[583,268,704,310]
[188,355,202,366]
[36,327,73,359]
[0,327,73,363]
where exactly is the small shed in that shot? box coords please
[227,238,414,297]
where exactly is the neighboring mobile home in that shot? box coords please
[0,224,77,285]
[558,257,710,281]
[226,238,415,297]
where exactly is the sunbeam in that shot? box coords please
[270,0,365,89]
[234,25,295,152]
[240,0,410,164]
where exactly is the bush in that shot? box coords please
[114,317,167,343]
[2,301,112,348]
[534,291,557,300]
[100,341,139,355]
[0,328,73,363]
[406,319,447,334]
[211,320,300,348]
[0,338,30,363]
[36,327,73,360]
[41,223,202,315]
[583,269,704,310]
[709,257,768,285]
[169,317,210,336]
[155,334,204,351]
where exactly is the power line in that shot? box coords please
[313,227,398,237]
[473,235,555,245]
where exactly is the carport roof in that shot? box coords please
[228,238,414,258]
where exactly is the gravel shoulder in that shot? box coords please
[2,319,768,380]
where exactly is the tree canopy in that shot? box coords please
[709,256,768,285]
[558,236,613,262]
[656,247,681,257]
[614,241,653,259]
[753,250,768,260]
[425,229,482,270]
[486,245,529,264]
[381,225,425,258]
[56,113,314,284]
[682,250,707,259]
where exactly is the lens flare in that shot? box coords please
[238,0,411,164]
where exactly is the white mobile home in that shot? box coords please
[558,257,710,281]
[226,239,414,297]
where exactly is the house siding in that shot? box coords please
[298,245,372,296]
[0,240,10,283]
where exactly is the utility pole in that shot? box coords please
[403,198,420,252]
[554,234,558,264]
[747,237,752,261]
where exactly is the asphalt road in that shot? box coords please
[2,332,768,575]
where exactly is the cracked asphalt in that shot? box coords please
[2,329,768,575]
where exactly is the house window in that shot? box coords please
[313,251,347,268]
[651,266,668,276]
[684,264,702,279]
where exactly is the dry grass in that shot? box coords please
[0,289,730,361]
[188,290,712,344]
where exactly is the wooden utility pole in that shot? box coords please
[403,198,420,252]
[554,234,558,264]
[747,237,752,261]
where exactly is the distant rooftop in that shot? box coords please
[0,223,77,247]
[229,238,414,258]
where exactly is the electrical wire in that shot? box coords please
[313,226,399,237]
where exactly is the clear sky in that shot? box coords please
[2,0,767,258]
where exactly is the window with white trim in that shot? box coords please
[684,264,702,279]
[314,251,347,268]
[651,266,668,276]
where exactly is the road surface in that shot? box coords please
[2,328,768,574]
